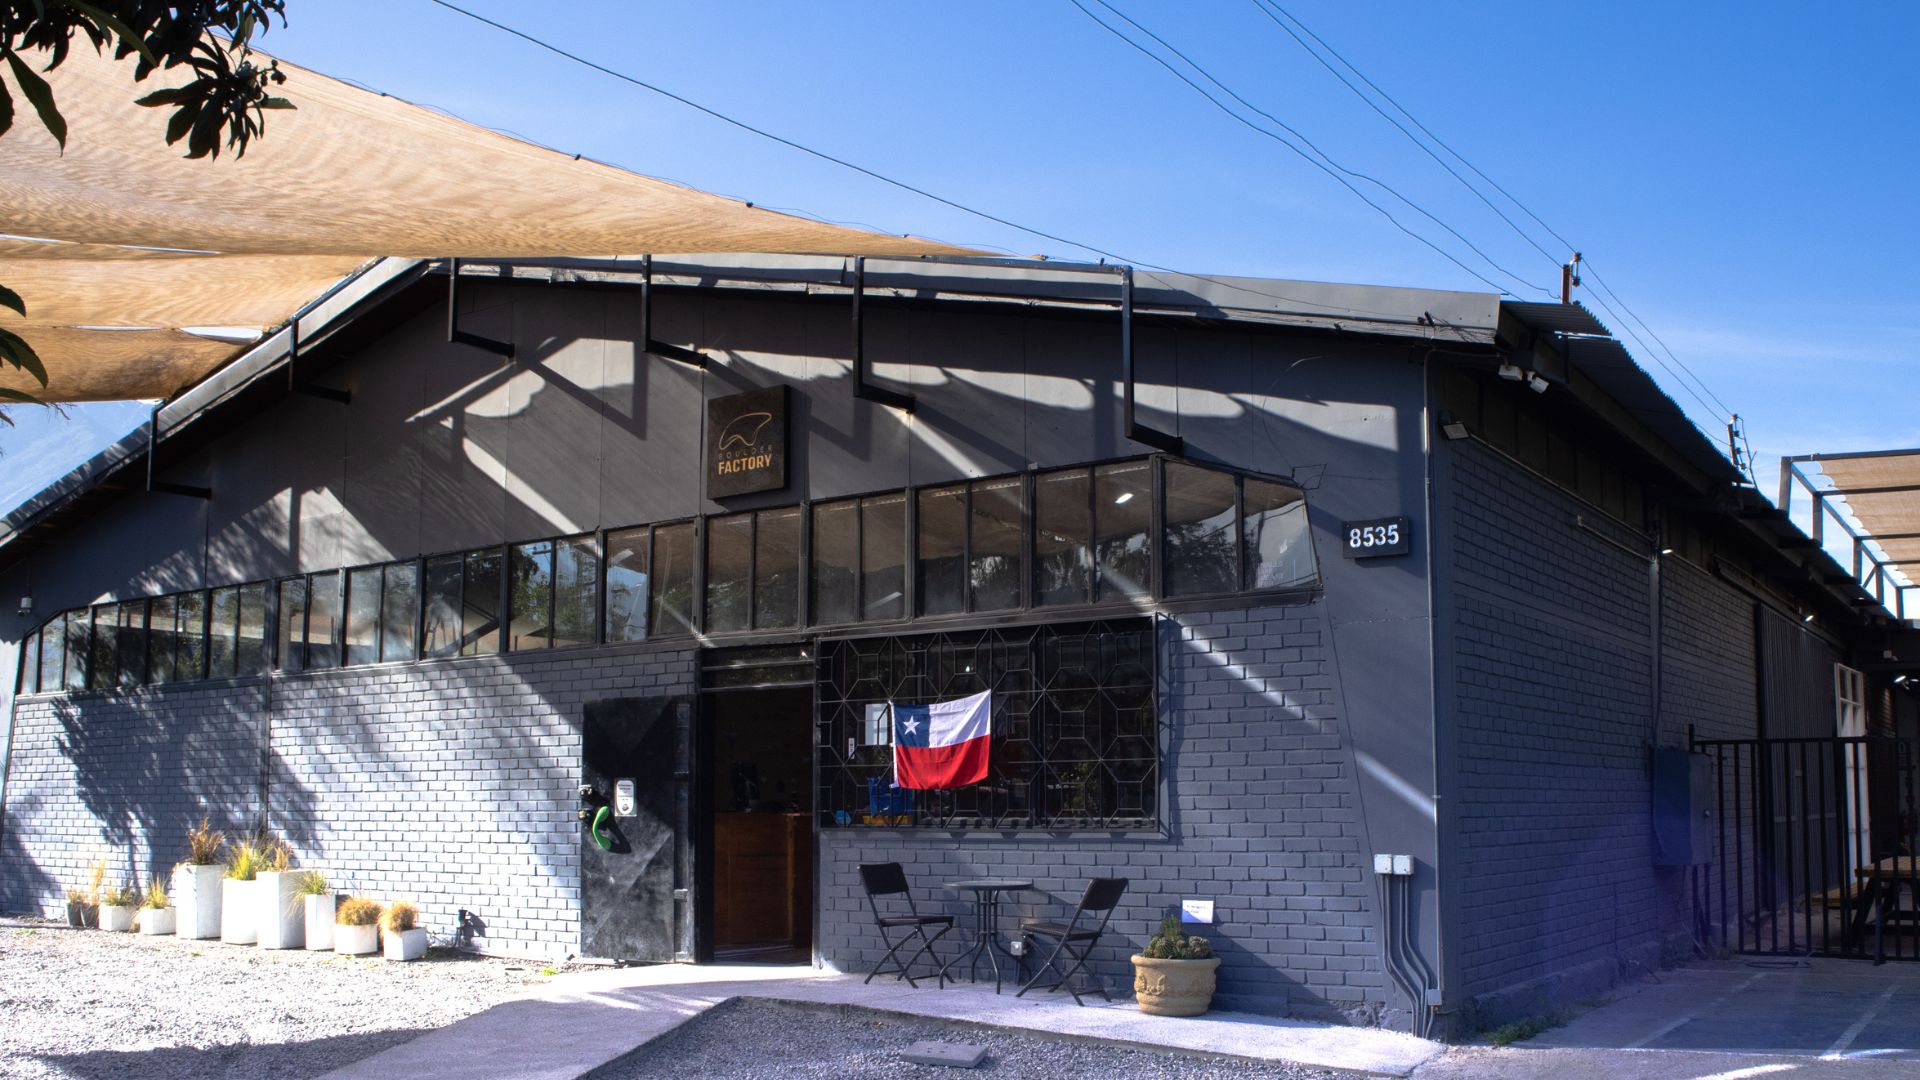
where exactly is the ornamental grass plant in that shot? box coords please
[185,817,225,866]
[336,896,382,927]
[380,901,419,934]
[297,870,329,896]
[143,881,169,909]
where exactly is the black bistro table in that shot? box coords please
[940,878,1033,992]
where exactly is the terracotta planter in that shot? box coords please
[1131,955,1221,1017]
[139,907,176,936]
[335,922,379,956]
[255,871,305,950]
[304,895,336,952]
[98,903,135,933]
[220,879,258,945]
[172,864,223,940]
[383,927,428,962]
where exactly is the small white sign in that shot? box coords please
[1180,899,1214,924]
[864,703,894,745]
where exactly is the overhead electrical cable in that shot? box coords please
[1086,0,1552,297]
[1065,0,1523,297]
[1248,0,1743,447]
[422,0,1488,328]
[1253,0,1577,262]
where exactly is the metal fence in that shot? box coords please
[1693,734,1920,961]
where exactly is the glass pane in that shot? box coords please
[277,579,306,672]
[345,567,383,666]
[811,500,858,626]
[508,541,555,652]
[207,587,240,678]
[1033,468,1091,606]
[861,494,906,621]
[650,522,695,637]
[117,600,146,687]
[970,476,1023,612]
[915,485,965,617]
[306,572,342,669]
[39,613,64,692]
[1094,461,1152,601]
[381,562,419,662]
[553,537,599,648]
[422,556,462,659]
[1163,461,1239,597]
[1244,478,1315,589]
[754,507,802,629]
[460,550,501,656]
[605,528,651,644]
[88,606,116,690]
[18,626,38,694]
[705,514,751,634]
[237,584,269,676]
[144,598,174,685]
[63,611,89,691]
[176,592,207,681]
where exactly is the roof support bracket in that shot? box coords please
[639,255,707,368]
[146,404,210,500]
[1119,265,1184,455]
[850,256,915,412]
[285,319,351,405]
[446,258,516,359]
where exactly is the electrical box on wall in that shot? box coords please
[1651,748,1712,865]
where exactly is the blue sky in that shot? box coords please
[4,1,1916,528]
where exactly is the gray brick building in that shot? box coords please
[0,256,1902,1037]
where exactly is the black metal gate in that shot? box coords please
[1693,733,1920,961]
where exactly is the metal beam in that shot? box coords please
[640,254,707,368]
[446,258,515,359]
[850,256,915,412]
[1120,265,1184,455]
[284,318,350,405]
[145,404,210,500]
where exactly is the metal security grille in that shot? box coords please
[1694,734,1920,961]
[815,618,1157,830]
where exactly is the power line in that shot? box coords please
[1085,0,1552,297]
[1067,0,1528,297]
[1254,0,1577,261]
[421,0,1491,327]
[1580,257,1734,418]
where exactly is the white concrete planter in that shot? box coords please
[220,879,258,945]
[383,927,428,962]
[254,871,305,950]
[304,895,336,952]
[335,922,379,956]
[138,907,176,936]
[97,903,134,933]
[171,864,223,940]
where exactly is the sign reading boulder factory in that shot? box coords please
[706,385,789,498]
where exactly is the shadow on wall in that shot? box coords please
[0,797,54,912]
[44,686,320,891]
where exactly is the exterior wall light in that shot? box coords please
[1440,421,1470,441]
[1497,363,1524,381]
[1526,372,1550,394]
[15,595,29,618]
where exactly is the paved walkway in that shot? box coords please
[318,963,1443,1080]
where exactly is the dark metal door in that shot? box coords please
[582,695,694,962]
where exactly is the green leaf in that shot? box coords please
[185,106,220,159]
[5,52,65,149]
[63,1,159,66]
[257,97,294,110]
[0,327,48,387]
[0,283,24,317]
[0,386,40,406]
[163,105,193,146]
[135,87,194,108]
[0,75,13,139]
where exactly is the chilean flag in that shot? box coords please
[892,690,992,790]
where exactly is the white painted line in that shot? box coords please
[1624,972,1766,1049]
[1685,1065,1798,1080]
[1819,984,1899,1059]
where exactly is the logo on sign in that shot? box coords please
[707,386,789,498]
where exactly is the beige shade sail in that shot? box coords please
[1817,454,1920,587]
[0,45,975,402]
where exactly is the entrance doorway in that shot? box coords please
[700,646,815,963]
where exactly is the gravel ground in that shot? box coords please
[0,916,566,1080]
[585,998,1364,1080]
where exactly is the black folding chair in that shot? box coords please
[858,862,954,988]
[1016,877,1129,1005]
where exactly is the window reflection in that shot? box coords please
[1164,461,1238,597]
[605,528,651,643]
[1034,468,1092,606]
